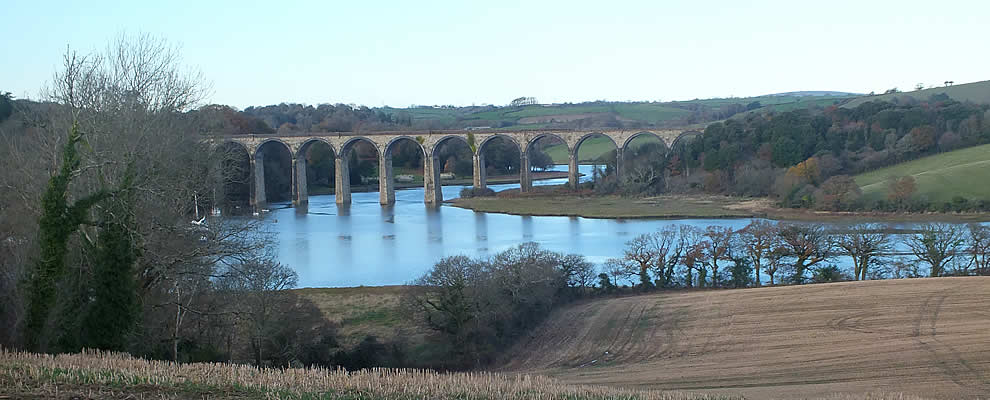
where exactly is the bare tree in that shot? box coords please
[1,33,276,357]
[623,233,660,289]
[778,223,835,284]
[764,247,787,285]
[837,224,893,281]
[604,257,637,287]
[906,223,965,277]
[217,254,298,367]
[559,253,596,290]
[738,220,779,287]
[968,224,990,276]
[679,226,709,288]
[652,225,685,287]
[703,226,735,287]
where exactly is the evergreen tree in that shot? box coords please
[23,123,110,351]
[81,174,139,351]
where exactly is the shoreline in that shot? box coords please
[449,190,990,222]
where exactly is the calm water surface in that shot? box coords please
[253,165,979,287]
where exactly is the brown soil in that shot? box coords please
[499,277,990,399]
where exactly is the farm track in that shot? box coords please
[500,277,990,399]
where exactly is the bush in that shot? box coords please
[811,265,847,283]
[728,258,754,288]
[405,243,591,368]
[458,187,495,198]
[332,336,407,371]
[951,196,970,212]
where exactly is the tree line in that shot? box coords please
[604,221,990,290]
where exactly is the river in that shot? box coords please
[253,165,981,287]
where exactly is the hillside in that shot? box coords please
[843,80,990,108]
[375,93,855,132]
[500,277,990,400]
[855,143,990,204]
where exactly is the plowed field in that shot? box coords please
[501,277,990,399]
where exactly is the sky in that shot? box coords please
[3,0,989,109]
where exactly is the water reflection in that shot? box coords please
[253,165,987,288]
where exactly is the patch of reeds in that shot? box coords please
[0,348,731,399]
[0,349,934,400]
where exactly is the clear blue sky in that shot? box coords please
[3,0,988,109]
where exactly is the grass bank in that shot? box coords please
[451,190,757,219]
[856,143,990,204]
[450,189,990,221]
[293,286,423,349]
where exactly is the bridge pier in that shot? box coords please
[424,154,442,206]
[472,152,487,189]
[568,152,578,189]
[294,156,307,205]
[380,153,395,205]
[252,153,266,209]
[615,148,624,183]
[335,154,351,205]
[520,152,531,192]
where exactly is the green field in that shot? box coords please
[842,80,990,108]
[382,93,858,131]
[855,143,990,204]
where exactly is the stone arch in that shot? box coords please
[252,138,294,207]
[574,132,618,158]
[670,130,703,150]
[431,135,471,158]
[525,133,569,154]
[215,141,252,210]
[621,131,668,153]
[477,133,523,155]
[254,138,292,159]
[384,136,426,158]
[219,140,251,158]
[293,138,337,206]
[296,137,336,159]
[340,136,381,157]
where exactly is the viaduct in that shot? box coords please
[221,129,702,208]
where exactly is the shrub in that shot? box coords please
[811,265,847,283]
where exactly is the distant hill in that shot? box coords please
[843,80,990,108]
[376,93,856,132]
[855,143,990,204]
[237,81,985,135]
[764,90,863,97]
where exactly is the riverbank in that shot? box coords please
[307,171,572,195]
[450,188,990,222]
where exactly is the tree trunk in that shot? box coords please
[753,260,761,287]
[172,302,180,362]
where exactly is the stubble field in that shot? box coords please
[501,277,990,399]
